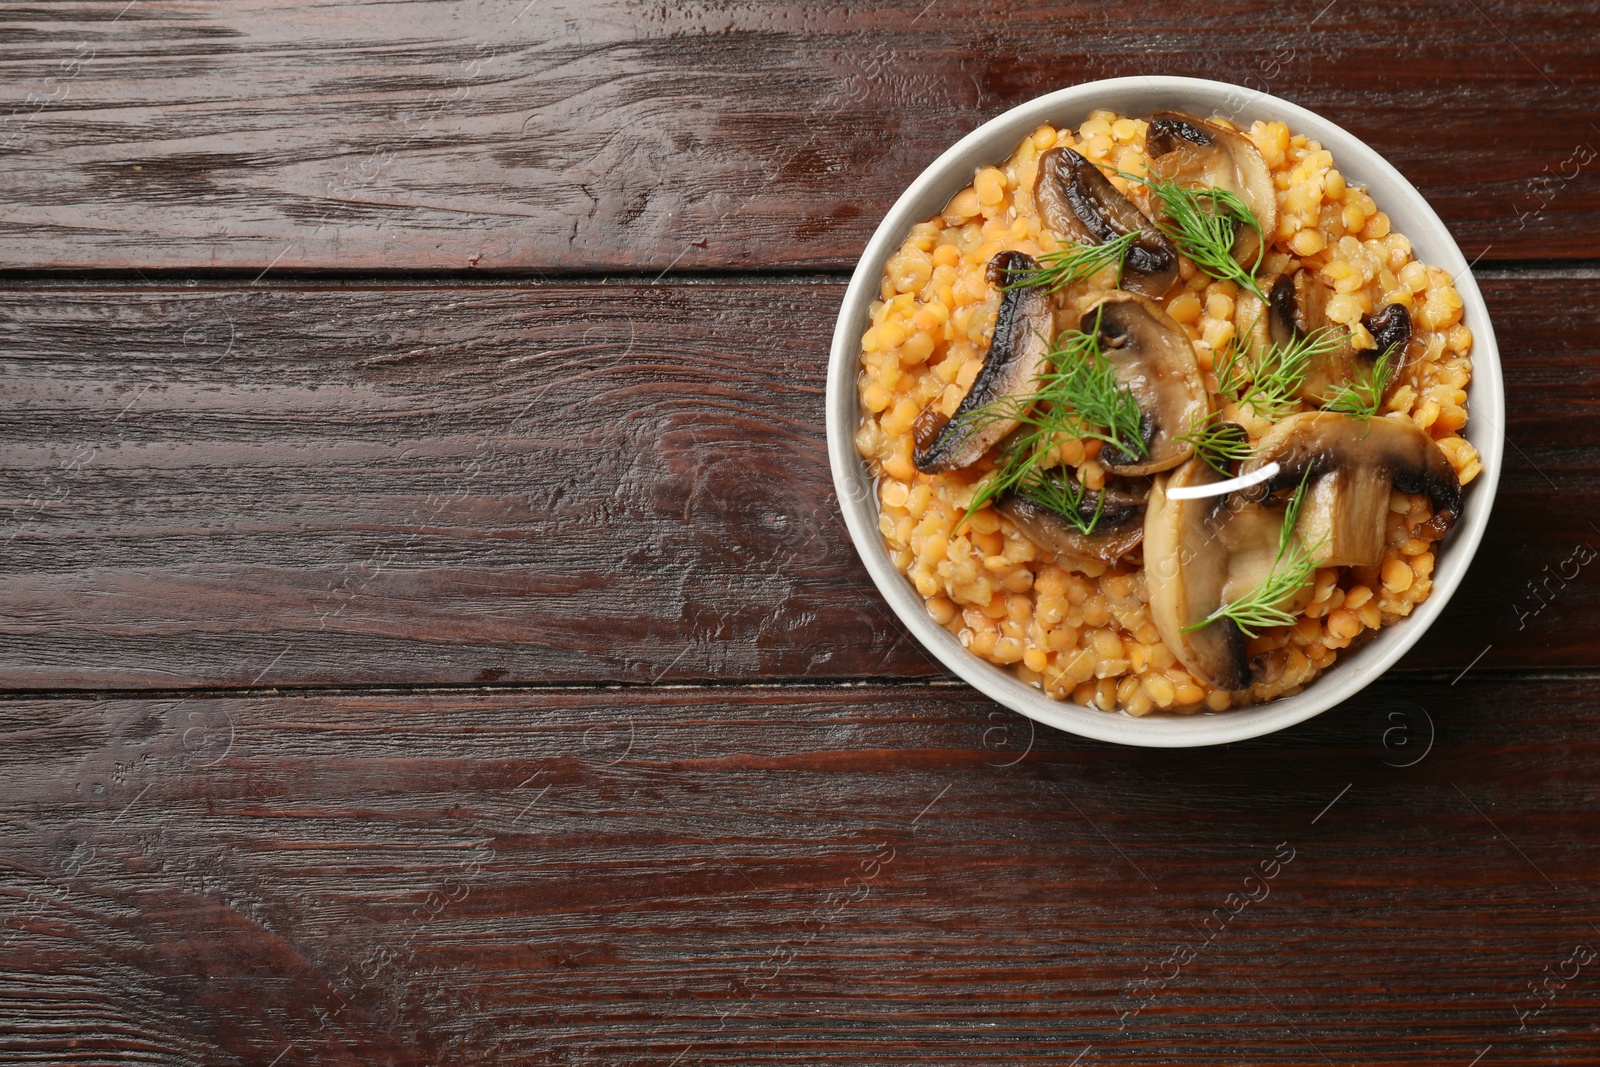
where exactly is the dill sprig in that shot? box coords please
[1030,316,1147,459]
[1180,466,1324,639]
[1322,343,1399,421]
[1216,324,1347,421]
[957,308,1145,530]
[1196,540,1316,638]
[1000,231,1142,294]
[1277,465,1314,556]
[958,432,1050,533]
[1176,413,1253,476]
[1015,466,1107,536]
[1100,165,1266,301]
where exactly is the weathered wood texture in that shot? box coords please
[4,2,1598,1064]
[0,276,1592,689]
[2,0,1598,272]
[1,679,1597,1065]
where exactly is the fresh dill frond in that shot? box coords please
[1156,181,1267,301]
[1014,466,1107,535]
[1212,320,1252,407]
[1277,463,1314,558]
[1030,313,1148,460]
[1176,413,1253,476]
[1322,343,1399,421]
[1001,231,1142,294]
[1221,326,1346,421]
[1184,550,1318,638]
[1181,466,1323,639]
[1099,165,1266,301]
[956,308,1144,531]
[958,430,1050,531]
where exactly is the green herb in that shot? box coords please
[1030,313,1147,458]
[1211,323,1251,405]
[958,434,1050,533]
[957,307,1145,530]
[1101,165,1267,300]
[1180,466,1324,639]
[1197,547,1318,638]
[1276,464,1313,557]
[1013,466,1106,536]
[1216,323,1346,422]
[1176,413,1253,476]
[1322,343,1399,421]
[1000,231,1142,294]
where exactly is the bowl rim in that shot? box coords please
[825,75,1504,748]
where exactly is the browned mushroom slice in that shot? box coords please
[914,251,1055,473]
[997,476,1146,564]
[1145,459,1305,690]
[1144,113,1215,157]
[1082,292,1209,476]
[1034,147,1180,299]
[1232,272,1296,363]
[1145,111,1279,273]
[1361,300,1414,379]
[1239,412,1463,567]
[1288,272,1355,401]
[1281,272,1414,403]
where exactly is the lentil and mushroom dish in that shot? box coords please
[853,110,1480,716]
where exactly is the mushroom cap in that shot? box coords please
[1145,111,1279,273]
[1146,458,1315,690]
[1234,269,1415,404]
[1232,272,1296,365]
[914,251,1055,473]
[1082,292,1209,476]
[1034,147,1180,299]
[1284,272,1414,403]
[997,476,1146,565]
[1233,286,1269,364]
[1144,459,1256,691]
[1239,411,1463,567]
[1362,301,1414,382]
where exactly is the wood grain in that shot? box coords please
[5,3,1597,1061]
[1,0,1598,272]
[0,276,1592,689]
[2,678,1597,1064]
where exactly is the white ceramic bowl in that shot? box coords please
[827,76,1503,747]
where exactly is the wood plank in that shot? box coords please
[1,0,1597,271]
[0,276,1592,689]
[1,678,1597,1064]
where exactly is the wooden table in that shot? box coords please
[2,2,1597,1063]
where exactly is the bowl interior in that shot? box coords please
[826,76,1503,747]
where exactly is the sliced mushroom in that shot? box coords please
[1361,300,1414,380]
[914,251,1054,473]
[1232,268,1414,403]
[1288,271,1354,401]
[1082,292,1209,476]
[998,476,1146,564]
[1239,411,1463,567]
[1145,459,1308,690]
[1278,271,1415,403]
[1034,146,1180,299]
[1232,272,1296,363]
[1144,113,1216,157]
[1145,111,1279,274]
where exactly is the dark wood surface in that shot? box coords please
[0,276,1595,689]
[2,0,1599,271]
[4,680,1600,1065]
[3,0,1599,1063]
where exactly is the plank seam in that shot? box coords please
[0,261,1596,288]
[0,668,1590,701]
